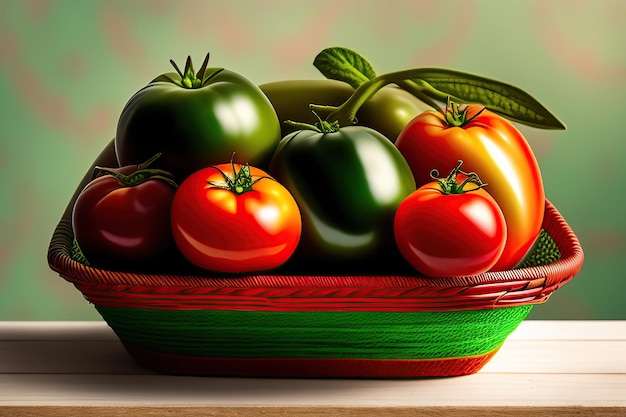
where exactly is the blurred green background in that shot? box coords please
[1,0,624,320]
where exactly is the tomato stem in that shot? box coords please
[442,97,486,127]
[153,53,224,89]
[136,152,162,170]
[284,106,340,133]
[208,153,270,194]
[430,160,487,194]
[95,153,178,189]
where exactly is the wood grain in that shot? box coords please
[0,406,625,417]
[1,321,625,415]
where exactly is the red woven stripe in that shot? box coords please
[123,342,500,378]
[74,280,563,311]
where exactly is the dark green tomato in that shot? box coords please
[116,67,281,181]
[269,126,416,270]
[259,79,431,142]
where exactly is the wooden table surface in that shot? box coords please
[1,320,624,416]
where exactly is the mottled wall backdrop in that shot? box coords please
[1,0,624,320]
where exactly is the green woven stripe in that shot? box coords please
[97,305,532,359]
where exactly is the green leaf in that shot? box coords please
[411,68,566,129]
[312,46,566,130]
[313,47,377,89]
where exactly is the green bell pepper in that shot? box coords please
[269,119,416,272]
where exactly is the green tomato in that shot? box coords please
[116,54,281,180]
[269,123,416,272]
[259,79,431,142]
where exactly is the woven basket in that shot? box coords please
[48,139,584,378]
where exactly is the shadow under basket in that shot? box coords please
[48,140,584,378]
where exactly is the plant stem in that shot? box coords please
[324,68,441,126]
[396,79,440,109]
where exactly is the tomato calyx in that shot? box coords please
[96,153,178,189]
[152,53,224,89]
[430,160,487,195]
[441,97,486,127]
[284,107,341,134]
[208,154,271,195]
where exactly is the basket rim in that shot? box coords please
[47,140,584,310]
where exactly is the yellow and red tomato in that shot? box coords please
[395,103,545,270]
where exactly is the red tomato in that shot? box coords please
[72,154,177,269]
[395,103,544,270]
[394,161,507,277]
[171,161,302,273]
